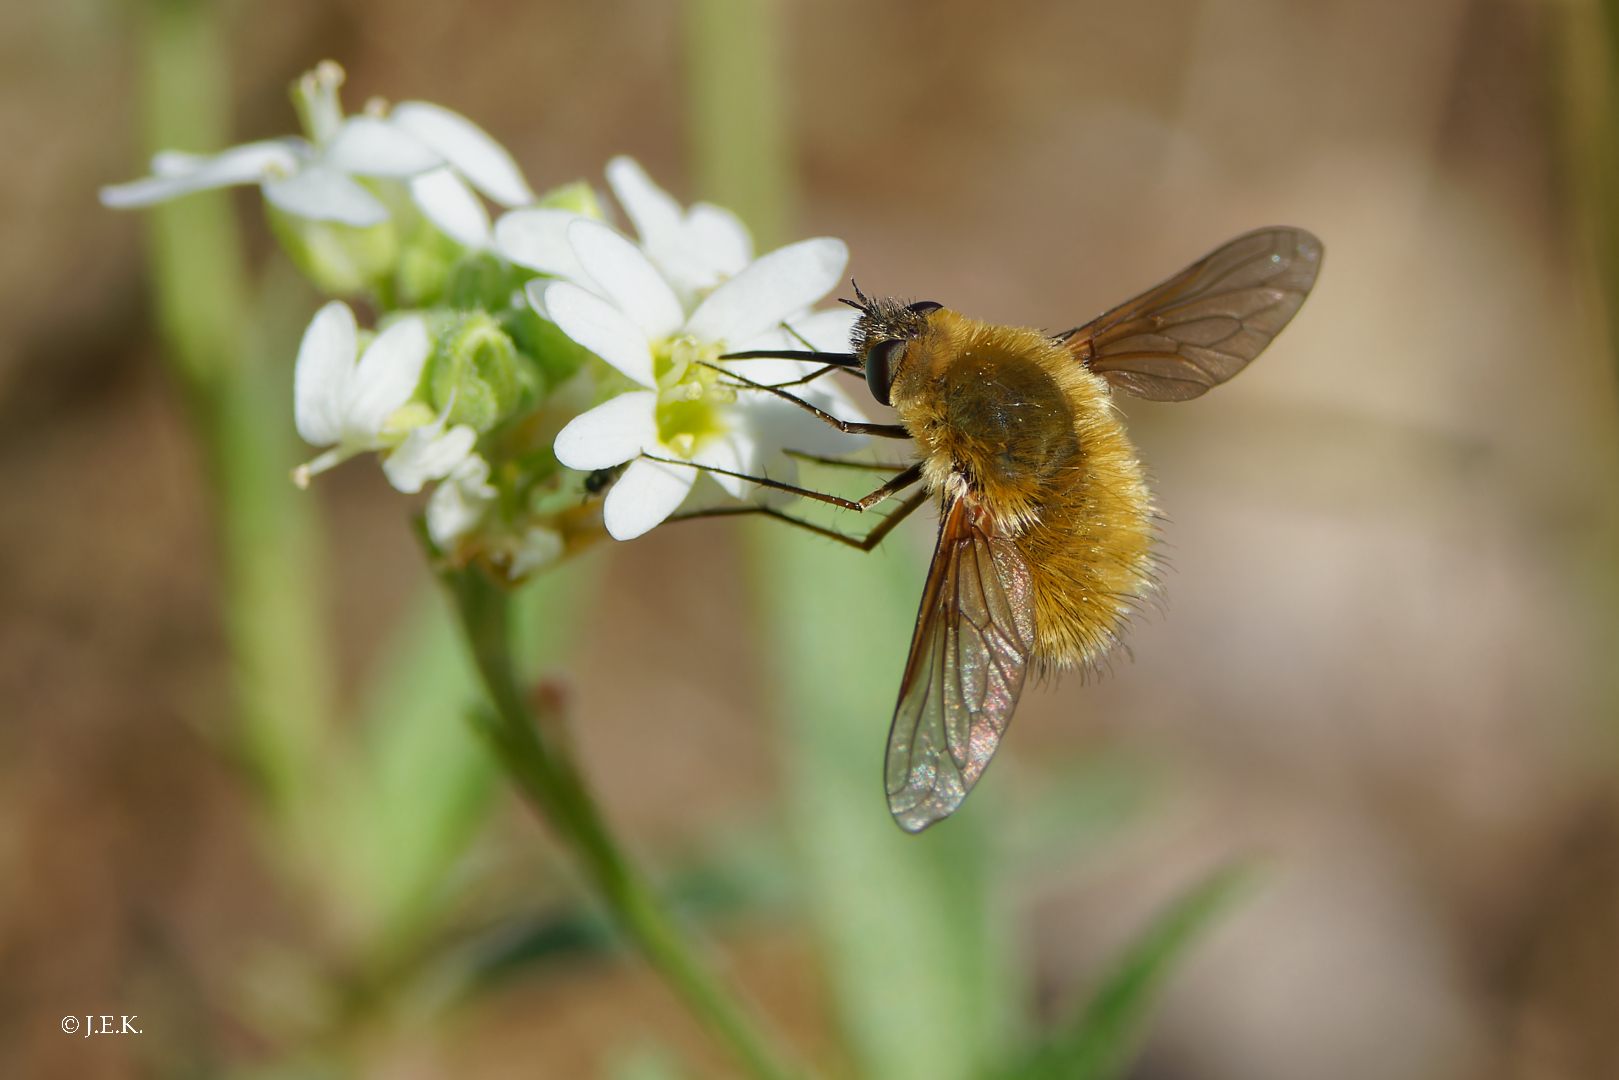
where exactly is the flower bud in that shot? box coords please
[536,180,603,218]
[427,312,525,432]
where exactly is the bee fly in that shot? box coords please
[674,226,1322,831]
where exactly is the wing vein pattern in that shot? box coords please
[1066,226,1323,401]
[885,494,1035,833]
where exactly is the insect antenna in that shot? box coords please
[839,280,875,314]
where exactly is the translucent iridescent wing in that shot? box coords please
[885,494,1036,833]
[1064,226,1323,401]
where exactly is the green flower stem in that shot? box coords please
[683,0,795,249]
[137,0,334,830]
[440,559,810,1080]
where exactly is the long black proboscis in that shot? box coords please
[719,349,861,371]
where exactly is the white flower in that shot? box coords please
[426,454,498,548]
[291,301,476,489]
[605,156,751,308]
[99,61,532,249]
[381,412,479,494]
[494,155,752,315]
[541,219,868,541]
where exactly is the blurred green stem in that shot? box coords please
[137,0,333,830]
[440,560,810,1080]
[683,0,796,248]
[1551,0,1619,354]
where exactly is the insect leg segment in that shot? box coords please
[668,485,933,552]
[719,363,847,391]
[639,455,925,512]
[783,449,915,472]
[699,361,911,440]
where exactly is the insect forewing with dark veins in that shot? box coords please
[1063,226,1324,401]
[886,495,1036,833]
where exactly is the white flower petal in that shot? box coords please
[553,391,659,469]
[602,457,694,540]
[567,220,684,341]
[496,207,594,283]
[391,101,534,207]
[426,454,497,548]
[544,281,657,387]
[346,316,430,435]
[382,422,477,493]
[508,526,565,577]
[524,279,554,320]
[409,166,491,249]
[150,150,210,177]
[743,385,872,458]
[326,116,443,177]
[686,237,849,344]
[293,301,358,446]
[723,354,823,387]
[684,203,753,275]
[605,156,685,253]
[691,434,749,499]
[785,307,860,353]
[100,140,303,208]
[263,163,390,226]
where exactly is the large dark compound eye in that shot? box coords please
[907,300,942,315]
[865,339,907,406]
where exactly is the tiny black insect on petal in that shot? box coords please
[584,466,622,494]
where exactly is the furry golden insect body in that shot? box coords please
[864,304,1157,669]
[716,226,1323,832]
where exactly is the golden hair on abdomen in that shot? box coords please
[889,309,1157,672]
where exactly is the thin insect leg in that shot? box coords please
[639,454,924,512]
[755,363,844,390]
[784,323,819,351]
[784,449,913,472]
[697,361,910,439]
[669,486,933,552]
[852,485,932,549]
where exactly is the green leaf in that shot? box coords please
[331,559,600,955]
[330,587,489,950]
[1007,863,1256,1080]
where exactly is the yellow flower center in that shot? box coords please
[653,335,735,458]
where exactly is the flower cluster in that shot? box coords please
[522,157,867,540]
[102,61,538,301]
[104,61,870,579]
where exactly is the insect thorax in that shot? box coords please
[891,315,1080,531]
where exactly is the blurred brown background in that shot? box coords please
[6,0,1619,1077]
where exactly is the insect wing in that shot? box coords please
[1065,226,1323,400]
[885,496,1035,833]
